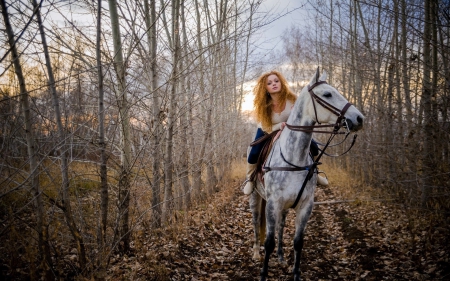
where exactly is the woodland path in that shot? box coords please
[110,179,450,281]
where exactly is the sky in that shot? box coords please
[5,0,310,114]
[239,1,312,112]
[254,1,310,53]
[43,0,311,113]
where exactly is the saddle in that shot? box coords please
[249,130,280,184]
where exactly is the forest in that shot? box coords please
[0,0,449,280]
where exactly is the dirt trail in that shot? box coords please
[111,179,450,280]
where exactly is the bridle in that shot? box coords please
[264,80,358,209]
[285,81,352,134]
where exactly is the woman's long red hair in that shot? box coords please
[253,71,297,131]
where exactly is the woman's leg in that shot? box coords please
[244,128,266,194]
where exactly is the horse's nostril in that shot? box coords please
[345,119,353,129]
[357,115,363,124]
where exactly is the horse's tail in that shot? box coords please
[259,199,266,244]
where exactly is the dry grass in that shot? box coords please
[229,158,248,181]
[320,161,387,204]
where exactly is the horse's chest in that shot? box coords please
[265,171,313,198]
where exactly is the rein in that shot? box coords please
[263,80,357,209]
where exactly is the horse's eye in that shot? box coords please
[324,92,332,98]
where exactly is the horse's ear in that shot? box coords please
[319,70,327,82]
[308,67,321,86]
[315,67,320,83]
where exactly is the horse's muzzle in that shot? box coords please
[343,116,364,131]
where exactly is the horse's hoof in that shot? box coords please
[260,274,267,281]
[253,252,261,260]
[294,273,301,281]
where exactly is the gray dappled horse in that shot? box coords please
[249,70,364,281]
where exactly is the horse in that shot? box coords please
[249,69,364,281]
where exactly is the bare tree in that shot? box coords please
[144,0,162,227]
[1,1,53,279]
[161,0,181,224]
[107,0,132,253]
[94,0,109,276]
[32,0,88,271]
[0,0,270,277]
[299,0,449,210]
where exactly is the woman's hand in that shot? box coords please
[272,122,286,132]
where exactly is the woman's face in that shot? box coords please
[266,74,281,95]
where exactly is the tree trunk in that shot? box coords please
[436,4,450,170]
[162,0,181,224]
[421,0,433,207]
[394,0,405,170]
[192,0,207,200]
[95,0,108,276]
[328,0,333,84]
[144,0,162,227]
[431,0,439,168]
[401,0,412,128]
[179,0,191,210]
[1,1,54,279]
[32,0,88,271]
[108,0,132,253]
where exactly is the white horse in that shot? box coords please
[249,69,364,281]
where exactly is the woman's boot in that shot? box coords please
[243,163,257,195]
[317,173,329,186]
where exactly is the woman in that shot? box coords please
[243,71,328,195]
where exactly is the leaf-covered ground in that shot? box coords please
[110,179,450,281]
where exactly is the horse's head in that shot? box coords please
[302,69,364,132]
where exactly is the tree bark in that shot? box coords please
[1,1,54,279]
[32,0,88,271]
[95,0,108,276]
[162,0,181,224]
[179,0,191,210]
[421,0,433,207]
[400,0,412,128]
[107,0,132,253]
[144,0,162,227]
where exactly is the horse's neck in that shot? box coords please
[280,96,314,163]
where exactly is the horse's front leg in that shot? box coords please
[249,191,263,260]
[277,209,288,263]
[260,200,277,281]
[293,202,314,281]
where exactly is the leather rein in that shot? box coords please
[263,80,356,209]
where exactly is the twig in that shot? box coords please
[314,199,395,205]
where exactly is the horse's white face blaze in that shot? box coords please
[304,71,364,131]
